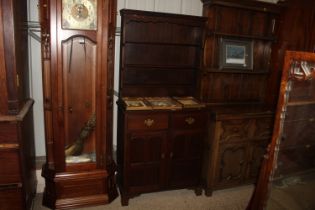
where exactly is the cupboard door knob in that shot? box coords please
[161,153,165,159]
[170,152,174,158]
[144,119,154,127]
[68,107,73,113]
[185,117,195,125]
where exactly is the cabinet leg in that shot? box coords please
[121,195,129,206]
[205,188,213,197]
[194,187,203,196]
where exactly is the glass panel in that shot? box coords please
[62,0,97,30]
[62,36,97,165]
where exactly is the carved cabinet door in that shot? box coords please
[246,141,268,181]
[214,143,248,187]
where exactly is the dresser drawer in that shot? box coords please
[0,186,23,210]
[0,122,18,144]
[219,119,251,143]
[0,185,24,210]
[0,150,21,184]
[171,112,207,130]
[126,113,168,131]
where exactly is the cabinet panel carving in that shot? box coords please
[247,141,268,180]
[253,118,273,139]
[203,111,273,195]
[220,119,251,143]
[215,143,247,186]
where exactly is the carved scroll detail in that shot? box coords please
[290,60,315,81]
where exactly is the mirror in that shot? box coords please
[248,51,315,210]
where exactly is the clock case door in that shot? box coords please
[40,0,118,209]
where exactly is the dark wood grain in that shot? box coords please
[118,10,207,205]
[201,0,281,105]
[119,9,206,98]
[0,0,29,114]
[265,0,315,109]
[203,111,273,195]
[40,0,118,208]
[0,100,36,210]
[0,3,8,115]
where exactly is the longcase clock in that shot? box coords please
[39,0,117,209]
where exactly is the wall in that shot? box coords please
[28,0,46,157]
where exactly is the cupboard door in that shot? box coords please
[126,131,167,192]
[169,131,204,187]
[0,187,23,210]
[0,149,21,184]
[214,143,247,188]
[246,141,268,181]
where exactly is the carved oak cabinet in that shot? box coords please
[203,108,273,194]
[117,10,207,205]
[39,0,118,209]
[200,0,282,196]
[0,1,36,209]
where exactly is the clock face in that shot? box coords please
[62,0,97,30]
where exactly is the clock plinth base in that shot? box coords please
[42,164,118,210]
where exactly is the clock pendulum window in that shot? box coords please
[40,0,118,209]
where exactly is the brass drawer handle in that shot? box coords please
[185,117,195,125]
[144,119,154,127]
[0,144,19,149]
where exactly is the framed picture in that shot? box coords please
[219,38,253,70]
